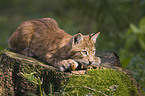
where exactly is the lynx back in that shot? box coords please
[8,18,101,71]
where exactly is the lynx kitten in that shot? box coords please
[8,18,101,71]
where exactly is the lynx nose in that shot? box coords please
[89,60,94,65]
[88,57,94,64]
[89,61,93,65]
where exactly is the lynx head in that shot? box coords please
[68,32,100,67]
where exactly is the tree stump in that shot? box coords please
[0,50,144,96]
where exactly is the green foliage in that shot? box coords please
[21,72,40,85]
[21,72,43,96]
[121,57,131,68]
[119,17,145,91]
[120,17,145,67]
[126,56,145,91]
[129,18,145,50]
[0,0,145,92]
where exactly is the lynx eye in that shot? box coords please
[92,50,95,55]
[81,51,88,56]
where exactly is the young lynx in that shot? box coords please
[8,18,101,71]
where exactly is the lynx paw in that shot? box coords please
[68,59,79,71]
[59,59,78,71]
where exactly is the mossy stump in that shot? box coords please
[0,50,144,96]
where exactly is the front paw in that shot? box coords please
[67,59,78,71]
[60,59,78,71]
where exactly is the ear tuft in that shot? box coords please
[72,33,83,45]
[90,32,100,43]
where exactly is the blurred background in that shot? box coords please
[0,0,145,91]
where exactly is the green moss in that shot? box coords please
[63,69,138,96]
[0,49,9,55]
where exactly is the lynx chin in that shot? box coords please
[8,18,101,71]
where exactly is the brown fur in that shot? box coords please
[8,18,101,71]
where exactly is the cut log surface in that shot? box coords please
[96,52,121,67]
[0,50,144,96]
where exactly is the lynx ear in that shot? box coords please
[90,32,100,43]
[71,33,83,45]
